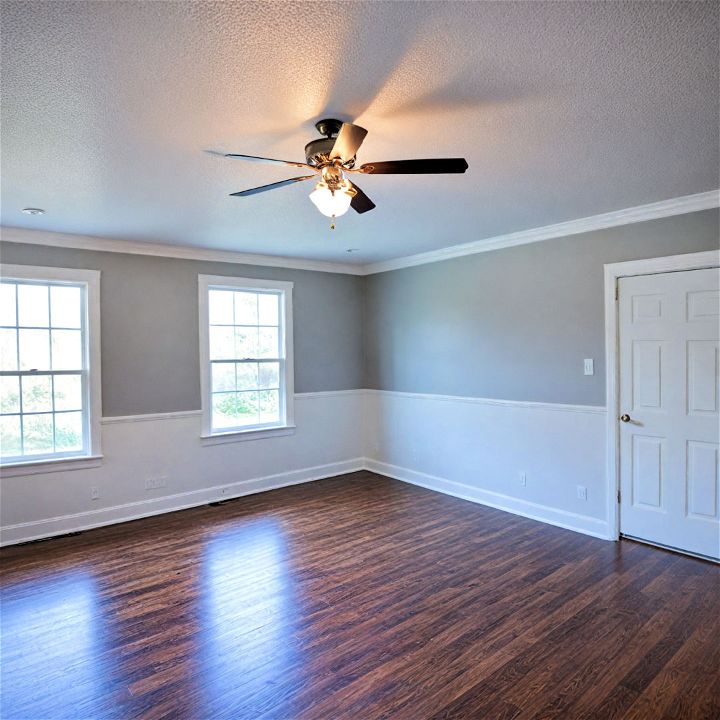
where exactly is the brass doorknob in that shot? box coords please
[620,414,631,423]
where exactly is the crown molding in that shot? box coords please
[362,190,720,275]
[0,227,365,275]
[2,190,717,277]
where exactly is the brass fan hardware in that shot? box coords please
[212,118,469,229]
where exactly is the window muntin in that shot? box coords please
[0,279,89,463]
[200,277,294,437]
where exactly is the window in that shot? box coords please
[199,275,294,440]
[0,265,101,470]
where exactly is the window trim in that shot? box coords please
[0,264,102,471]
[198,274,295,441]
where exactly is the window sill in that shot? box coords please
[1,455,104,478]
[200,425,296,446]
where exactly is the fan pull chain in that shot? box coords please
[330,215,336,231]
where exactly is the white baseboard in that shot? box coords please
[1,455,610,546]
[364,458,611,540]
[1,458,364,546]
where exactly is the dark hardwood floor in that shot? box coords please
[1,471,718,720]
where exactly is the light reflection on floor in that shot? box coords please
[0,570,104,719]
[199,518,303,718]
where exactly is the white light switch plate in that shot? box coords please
[584,358,594,375]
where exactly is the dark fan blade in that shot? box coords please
[349,182,376,214]
[215,151,314,170]
[357,158,468,174]
[229,176,315,197]
[330,123,368,162]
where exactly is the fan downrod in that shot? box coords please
[315,118,343,138]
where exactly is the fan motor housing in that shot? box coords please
[304,137,335,166]
[304,138,356,168]
[305,118,357,167]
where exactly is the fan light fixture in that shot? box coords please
[309,182,353,219]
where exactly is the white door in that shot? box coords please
[618,266,720,560]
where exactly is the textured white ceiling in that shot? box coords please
[1,1,718,264]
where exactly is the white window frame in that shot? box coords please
[198,274,295,443]
[0,264,102,476]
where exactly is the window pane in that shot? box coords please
[209,326,234,360]
[258,362,279,389]
[54,375,82,411]
[54,411,83,452]
[258,328,278,358]
[0,376,20,413]
[234,292,257,325]
[235,328,257,359]
[258,293,279,326]
[211,362,236,392]
[51,330,83,370]
[0,328,18,371]
[22,375,53,413]
[22,413,53,455]
[236,362,258,391]
[209,290,234,325]
[17,284,49,327]
[50,286,82,328]
[258,390,280,424]
[0,415,21,457]
[212,391,258,429]
[19,329,50,370]
[0,283,16,326]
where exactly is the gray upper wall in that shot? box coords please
[363,209,720,406]
[0,243,365,416]
[3,209,718,415]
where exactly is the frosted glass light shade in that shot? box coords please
[309,184,353,217]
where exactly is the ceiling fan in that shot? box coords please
[215,118,468,228]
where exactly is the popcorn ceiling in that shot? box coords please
[1,1,717,263]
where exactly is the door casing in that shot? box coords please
[604,249,720,542]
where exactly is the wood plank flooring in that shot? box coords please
[1,471,718,720]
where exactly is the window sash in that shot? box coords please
[208,342,286,433]
[0,277,91,463]
[1,376,90,461]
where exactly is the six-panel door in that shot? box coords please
[618,267,719,560]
